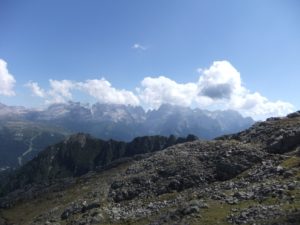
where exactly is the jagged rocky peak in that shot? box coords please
[0,101,255,141]
[35,101,147,123]
[91,102,146,122]
[38,101,92,120]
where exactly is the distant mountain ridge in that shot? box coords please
[0,102,254,168]
[2,101,254,139]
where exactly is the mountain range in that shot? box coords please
[0,111,299,225]
[0,102,254,169]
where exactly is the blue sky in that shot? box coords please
[0,0,299,119]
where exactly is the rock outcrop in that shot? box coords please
[219,114,300,154]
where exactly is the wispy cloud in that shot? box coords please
[132,43,147,51]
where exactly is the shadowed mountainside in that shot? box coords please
[0,134,197,197]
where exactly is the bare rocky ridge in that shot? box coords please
[0,112,299,225]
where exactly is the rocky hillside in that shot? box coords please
[0,112,299,225]
[218,111,300,154]
[0,134,197,197]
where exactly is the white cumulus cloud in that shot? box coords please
[77,78,140,106]
[0,59,16,96]
[26,78,139,106]
[196,60,294,119]
[47,79,75,104]
[25,81,46,97]
[230,91,294,119]
[198,61,244,100]
[138,76,197,109]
